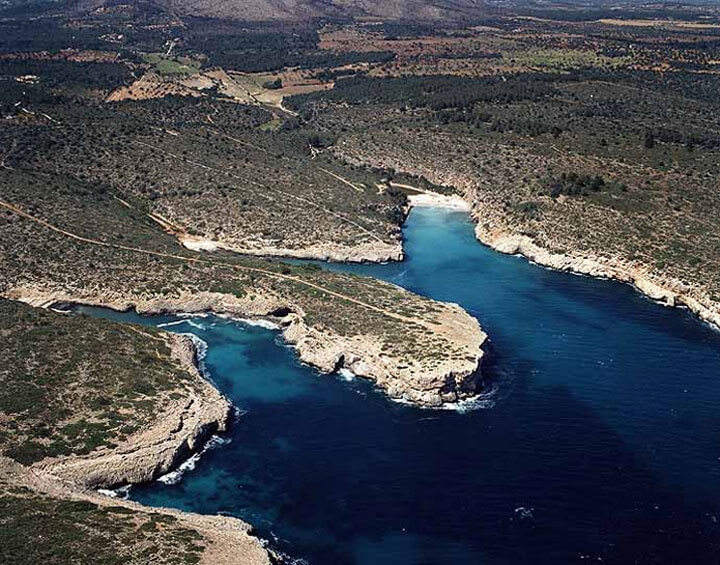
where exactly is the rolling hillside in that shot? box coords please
[141,0,486,21]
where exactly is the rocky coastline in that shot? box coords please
[473,222,720,332]
[0,456,274,565]
[180,234,405,263]
[0,324,274,565]
[32,334,232,489]
[335,149,720,332]
[1,195,488,563]
[10,284,487,408]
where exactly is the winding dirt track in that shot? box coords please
[0,199,423,326]
[131,139,386,243]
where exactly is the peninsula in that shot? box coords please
[2,0,720,561]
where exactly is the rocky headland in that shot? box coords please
[10,285,487,407]
[0,299,273,564]
[32,334,232,489]
[0,455,273,565]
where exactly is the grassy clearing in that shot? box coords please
[258,117,284,131]
[141,53,201,76]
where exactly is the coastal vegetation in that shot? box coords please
[0,155,484,406]
[0,300,269,564]
[0,485,208,565]
[2,0,720,560]
[0,77,405,261]
[0,299,202,465]
[293,17,720,313]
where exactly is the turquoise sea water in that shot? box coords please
[83,207,720,564]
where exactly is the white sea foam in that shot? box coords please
[231,405,248,421]
[156,453,203,485]
[97,485,131,499]
[181,332,210,379]
[215,313,281,331]
[389,382,500,413]
[436,391,498,413]
[514,506,535,521]
[177,311,210,318]
[156,436,232,485]
[338,368,356,382]
[258,535,309,565]
[157,318,206,331]
[157,319,191,328]
[238,318,281,330]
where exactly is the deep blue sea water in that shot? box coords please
[82,208,720,564]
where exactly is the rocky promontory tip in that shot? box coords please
[11,283,488,408]
[33,333,232,489]
[0,299,272,564]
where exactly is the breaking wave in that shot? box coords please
[97,484,131,499]
[237,318,281,330]
[389,381,501,413]
[157,319,190,328]
[182,332,209,379]
[156,436,232,485]
[338,368,356,382]
[436,383,500,413]
[214,313,281,331]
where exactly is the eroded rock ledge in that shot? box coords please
[0,456,273,565]
[11,286,488,407]
[33,334,231,489]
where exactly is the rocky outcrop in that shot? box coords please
[283,308,487,406]
[475,225,720,330]
[33,334,231,489]
[10,284,487,407]
[0,457,273,565]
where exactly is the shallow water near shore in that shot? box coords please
[82,207,720,564]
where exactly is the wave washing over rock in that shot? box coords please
[338,368,357,382]
[183,332,210,379]
[157,436,232,485]
[388,382,499,413]
[216,313,282,331]
[97,484,132,499]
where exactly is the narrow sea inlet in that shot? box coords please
[83,207,720,564]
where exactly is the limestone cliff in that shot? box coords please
[10,285,487,407]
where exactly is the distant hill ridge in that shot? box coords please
[150,0,487,21]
